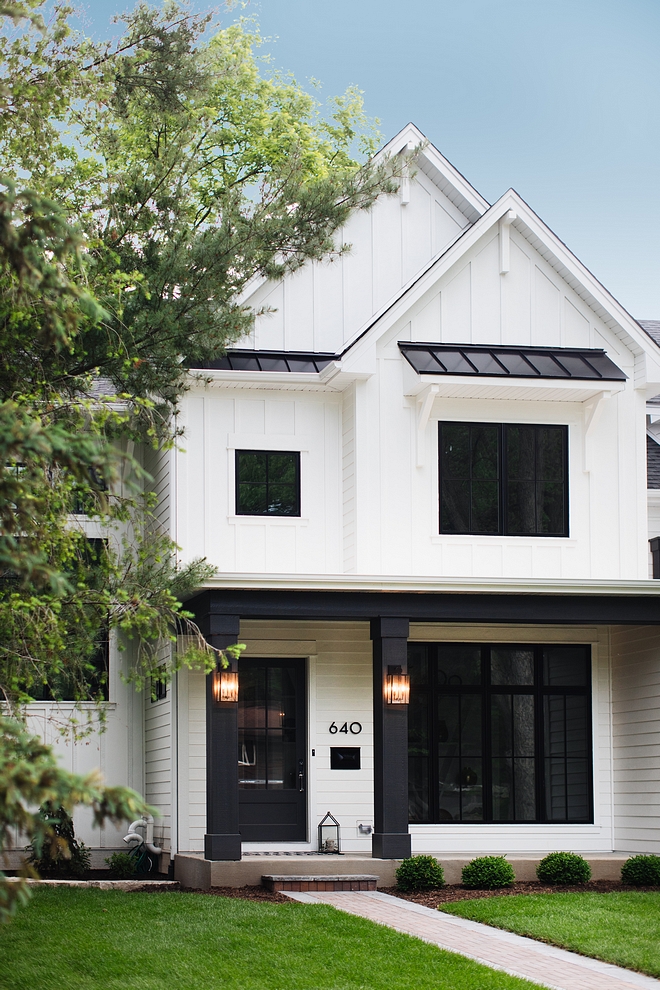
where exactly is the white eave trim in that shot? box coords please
[402,370,625,403]
[198,572,660,596]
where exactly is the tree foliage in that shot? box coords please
[0,2,398,913]
[0,714,155,920]
[0,1,398,713]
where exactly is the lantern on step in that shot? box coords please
[318,812,341,854]
[212,665,239,703]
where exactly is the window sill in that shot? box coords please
[227,515,309,526]
[431,534,577,545]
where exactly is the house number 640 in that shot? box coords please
[329,721,362,735]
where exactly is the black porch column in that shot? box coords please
[370,617,411,860]
[204,613,241,861]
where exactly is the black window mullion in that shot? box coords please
[482,646,493,821]
[429,646,439,826]
[500,425,507,536]
[563,694,569,822]
[534,646,545,821]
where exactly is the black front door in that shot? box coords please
[238,658,307,841]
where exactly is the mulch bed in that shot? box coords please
[381,880,660,907]
[136,880,660,905]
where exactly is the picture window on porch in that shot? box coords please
[408,643,592,824]
[235,450,300,516]
[439,422,568,536]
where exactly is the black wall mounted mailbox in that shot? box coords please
[331,747,361,770]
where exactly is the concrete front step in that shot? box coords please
[263,874,378,892]
[174,852,638,890]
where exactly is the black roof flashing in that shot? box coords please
[399,342,626,382]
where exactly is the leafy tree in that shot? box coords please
[0,2,398,912]
[0,2,398,710]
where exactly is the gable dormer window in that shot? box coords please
[235,450,300,516]
[439,422,568,536]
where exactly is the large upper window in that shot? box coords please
[235,450,300,516]
[439,422,568,536]
[408,643,592,825]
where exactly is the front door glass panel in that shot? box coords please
[238,665,298,789]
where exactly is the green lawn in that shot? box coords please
[0,888,543,990]
[442,892,660,977]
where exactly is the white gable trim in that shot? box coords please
[339,189,660,382]
[378,123,490,223]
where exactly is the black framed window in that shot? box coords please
[235,450,300,516]
[408,643,592,824]
[439,422,568,536]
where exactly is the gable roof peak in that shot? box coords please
[378,123,490,225]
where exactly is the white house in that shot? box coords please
[30,124,660,884]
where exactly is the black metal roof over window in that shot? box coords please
[399,343,626,381]
[194,350,337,373]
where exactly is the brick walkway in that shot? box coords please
[284,890,659,990]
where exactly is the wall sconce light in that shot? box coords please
[212,666,239,703]
[384,665,410,705]
[318,811,341,854]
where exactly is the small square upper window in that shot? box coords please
[235,450,300,516]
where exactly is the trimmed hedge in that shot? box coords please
[461,856,515,890]
[395,855,445,892]
[621,855,660,887]
[536,852,591,885]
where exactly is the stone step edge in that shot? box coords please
[262,875,379,882]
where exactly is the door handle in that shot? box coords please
[298,759,305,792]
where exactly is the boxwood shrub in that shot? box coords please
[621,855,660,887]
[395,855,445,891]
[461,856,515,890]
[536,852,591,885]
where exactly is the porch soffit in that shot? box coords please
[187,583,660,627]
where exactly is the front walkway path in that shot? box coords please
[284,890,659,990]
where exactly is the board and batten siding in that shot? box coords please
[245,170,469,355]
[611,626,660,853]
[175,390,343,575]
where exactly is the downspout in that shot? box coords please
[124,815,162,856]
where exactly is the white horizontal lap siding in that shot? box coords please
[143,444,171,536]
[611,626,660,853]
[22,639,144,852]
[240,621,374,852]
[176,666,207,852]
[144,682,172,853]
[408,623,613,854]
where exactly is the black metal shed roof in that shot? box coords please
[399,342,626,381]
[193,350,337,373]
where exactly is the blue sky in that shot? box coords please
[79,0,659,318]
